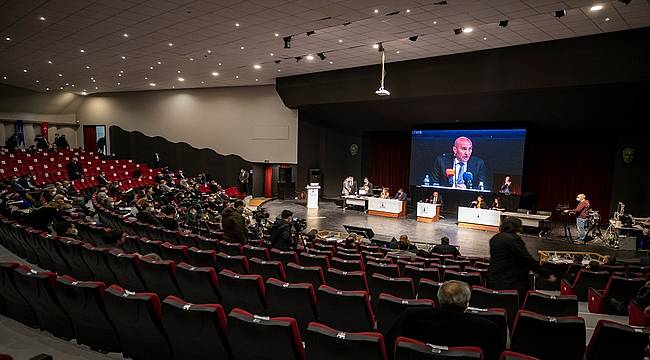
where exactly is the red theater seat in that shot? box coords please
[394,337,483,359]
[218,269,266,314]
[585,319,650,360]
[326,268,368,292]
[560,270,610,301]
[522,291,578,317]
[249,257,286,281]
[285,262,325,289]
[375,294,433,335]
[510,310,585,360]
[266,278,317,333]
[305,322,387,360]
[174,263,221,304]
[316,285,375,332]
[588,276,645,314]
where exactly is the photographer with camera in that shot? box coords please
[222,200,248,244]
[270,209,295,250]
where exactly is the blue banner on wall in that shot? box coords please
[15,120,25,146]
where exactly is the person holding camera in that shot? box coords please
[222,200,248,244]
[270,209,294,250]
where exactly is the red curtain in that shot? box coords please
[40,122,49,139]
[264,165,273,198]
[83,126,97,152]
[367,132,412,193]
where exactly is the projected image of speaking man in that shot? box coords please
[432,136,489,190]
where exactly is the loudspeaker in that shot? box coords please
[308,168,321,184]
[278,167,292,184]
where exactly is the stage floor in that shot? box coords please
[261,200,645,262]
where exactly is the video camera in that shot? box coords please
[252,208,270,222]
[291,217,307,233]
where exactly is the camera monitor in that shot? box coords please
[343,225,375,239]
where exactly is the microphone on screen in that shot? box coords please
[445,168,455,186]
[463,172,474,189]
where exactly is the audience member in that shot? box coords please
[221,200,247,244]
[66,157,83,180]
[159,205,179,231]
[269,209,294,250]
[387,235,417,260]
[431,236,461,257]
[386,280,505,360]
[135,199,161,226]
[487,217,555,303]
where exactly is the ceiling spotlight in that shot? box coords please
[80,49,85,53]
[22,69,28,73]
[85,65,90,69]
[120,70,124,73]
[463,27,473,33]
[274,33,279,37]
[605,17,611,21]
[396,50,400,54]
[409,35,418,41]
[123,33,129,37]
[277,69,281,72]
[177,77,185,82]
[499,20,509,27]
[47,60,53,64]
[177,70,181,73]
[306,30,315,36]
[39,16,46,21]
[235,75,239,79]
[373,43,379,49]
[295,56,302,62]
[211,72,219,76]
[253,64,261,69]
[373,9,379,13]
[318,53,326,60]
[406,9,411,13]
[590,5,604,11]
[157,61,162,64]
[240,46,245,50]
[329,61,333,64]
[168,42,173,46]
[283,36,292,49]
[5,37,11,41]
[149,83,156,86]
[218,63,222,66]
[189,57,194,61]
[555,10,566,18]
[338,39,343,43]
[121,55,126,59]
[35,80,39,83]
[433,21,438,24]
[255,79,258,82]
[235,22,240,27]
[150,66,154,70]
[207,50,212,53]
[58,73,63,77]
[306,55,314,60]
[270,53,274,56]
[483,37,487,40]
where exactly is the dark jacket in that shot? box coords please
[136,210,161,226]
[221,207,247,244]
[487,232,540,300]
[386,307,505,360]
[159,216,179,231]
[269,218,293,250]
[432,153,489,190]
[431,243,460,257]
[67,161,83,180]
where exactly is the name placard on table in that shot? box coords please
[417,202,441,223]
[367,197,406,218]
[457,206,502,231]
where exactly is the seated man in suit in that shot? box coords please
[431,236,460,257]
[432,136,489,190]
[426,191,443,205]
[386,280,505,360]
[393,188,407,201]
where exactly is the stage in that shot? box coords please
[260,199,644,262]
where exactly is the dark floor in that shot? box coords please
[261,199,644,262]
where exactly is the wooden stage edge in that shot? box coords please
[368,210,405,218]
[417,216,439,223]
[458,222,499,232]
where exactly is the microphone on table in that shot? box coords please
[445,168,455,186]
[463,172,474,189]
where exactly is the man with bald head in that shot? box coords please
[432,136,489,190]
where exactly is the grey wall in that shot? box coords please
[610,135,650,217]
[77,85,298,164]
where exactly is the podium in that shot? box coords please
[367,197,407,218]
[417,202,441,223]
[306,184,321,209]
[457,207,501,231]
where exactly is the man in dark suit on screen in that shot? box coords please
[432,136,489,190]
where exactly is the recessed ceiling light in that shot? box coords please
[177,77,184,82]
[92,79,96,83]
[118,74,122,77]
[433,21,438,25]
[81,91,87,95]
[207,50,211,54]
[605,17,610,21]
[338,39,343,43]
[117,82,120,85]
[306,55,314,60]
[94,86,98,90]
[39,16,46,21]
[149,83,156,86]
[329,61,333,64]
[65,83,69,86]
[373,9,379,14]
[255,78,258,82]
[235,75,239,79]
[240,46,245,50]
[277,69,281,72]
[177,70,181,74]
[157,61,162,65]
[80,49,85,53]
[406,9,411,13]
[590,5,603,11]
[483,37,487,40]
[2,76,6,80]
[120,70,124,73]
[58,73,63,77]
[396,50,400,54]
[47,60,53,64]
[274,33,279,37]
[201,81,205,84]
[372,44,379,49]
[168,42,173,46]
[189,58,194,61]
[144,77,148,80]
[35,80,39,83]
[270,53,274,56]
[121,55,126,59]
[463,27,473,33]
[5,37,11,41]
[150,66,154,70]
[23,69,27,73]
[71,84,75,87]
[46,87,49,90]
[123,33,129,38]
[218,63,222,66]
[211,72,219,76]
[235,22,240,27]
[253,64,261,69]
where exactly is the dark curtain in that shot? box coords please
[366,132,411,194]
[83,126,97,152]
[522,131,615,215]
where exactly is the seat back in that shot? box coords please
[218,241,243,256]
[286,262,325,289]
[305,322,387,360]
[316,285,375,332]
[217,269,266,314]
[80,245,118,285]
[326,268,368,292]
[299,253,330,270]
[376,294,433,335]
[416,279,443,304]
[186,247,217,268]
[105,250,147,292]
[12,266,75,339]
[161,296,231,360]
[174,262,221,303]
[249,257,286,281]
[442,270,482,286]
[602,276,645,303]
[270,248,299,265]
[566,270,610,301]
[228,308,304,360]
[0,262,38,326]
[159,242,188,263]
[523,291,578,317]
[215,252,249,274]
[54,275,121,353]
[103,285,172,360]
[138,258,182,298]
[331,257,364,272]
[366,261,401,280]
[370,274,415,309]
[243,244,270,260]
[585,319,650,360]
[403,265,440,286]
[510,310,585,360]
[470,286,519,331]
[394,337,483,359]
[465,307,508,348]
[265,278,317,333]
